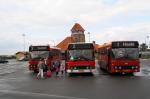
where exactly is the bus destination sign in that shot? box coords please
[29,46,49,51]
[68,43,94,50]
[112,41,139,48]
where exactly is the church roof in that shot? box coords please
[71,23,85,33]
[56,36,74,51]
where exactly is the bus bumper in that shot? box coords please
[67,69,95,73]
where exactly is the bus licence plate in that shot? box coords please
[79,70,84,72]
[123,70,129,72]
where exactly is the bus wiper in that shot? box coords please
[124,54,130,59]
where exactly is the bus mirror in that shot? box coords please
[29,47,31,51]
[139,54,141,58]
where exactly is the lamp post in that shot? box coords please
[22,33,25,52]
[88,32,90,42]
[145,36,149,48]
[50,40,55,47]
[52,40,55,47]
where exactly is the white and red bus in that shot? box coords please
[28,45,61,72]
[98,41,140,74]
[66,43,95,74]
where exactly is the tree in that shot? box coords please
[140,43,148,51]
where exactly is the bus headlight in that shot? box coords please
[135,66,138,69]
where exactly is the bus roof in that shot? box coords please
[68,42,93,44]
[50,46,61,50]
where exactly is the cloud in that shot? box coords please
[0,0,150,54]
[0,0,149,29]
[94,22,150,44]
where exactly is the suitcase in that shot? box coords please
[46,70,52,77]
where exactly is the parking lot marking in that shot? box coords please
[0,77,23,81]
[0,90,87,99]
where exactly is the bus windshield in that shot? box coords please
[112,48,139,59]
[30,51,50,59]
[68,49,94,61]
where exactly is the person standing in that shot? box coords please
[60,61,65,76]
[43,58,48,73]
[54,60,60,76]
[37,58,45,79]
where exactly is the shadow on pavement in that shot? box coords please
[68,73,94,77]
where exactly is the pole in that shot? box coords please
[145,36,149,47]
[51,40,55,47]
[88,32,90,42]
[147,36,149,48]
[145,36,146,45]
[22,34,25,52]
[53,40,55,47]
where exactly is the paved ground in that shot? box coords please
[0,59,150,99]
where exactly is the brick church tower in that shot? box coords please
[71,23,85,42]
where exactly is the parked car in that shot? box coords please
[0,57,8,63]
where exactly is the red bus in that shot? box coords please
[66,43,95,74]
[98,41,140,74]
[50,47,62,70]
[28,45,61,72]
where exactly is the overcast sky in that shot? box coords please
[0,0,150,55]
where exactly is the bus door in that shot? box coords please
[107,48,112,72]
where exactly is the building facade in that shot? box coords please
[57,23,85,51]
[71,23,85,43]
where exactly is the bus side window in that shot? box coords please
[49,52,53,58]
[104,48,107,55]
[109,50,115,58]
[107,49,112,57]
[106,49,109,56]
[100,50,105,55]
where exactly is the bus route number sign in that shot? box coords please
[30,46,49,51]
[112,41,138,48]
[122,42,135,47]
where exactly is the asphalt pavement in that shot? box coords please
[0,59,150,99]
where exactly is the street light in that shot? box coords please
[50,40,55,47]
[88,32,90,42]
[52,40,55,47]
[145,36,149,48]
[22,33,25,52]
